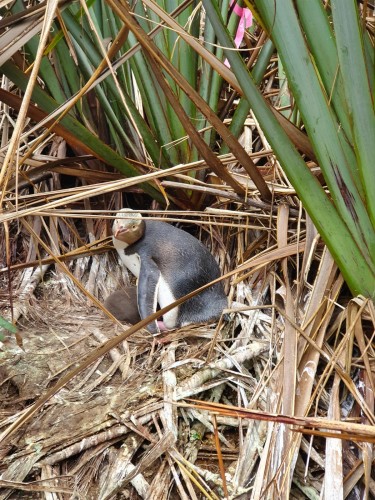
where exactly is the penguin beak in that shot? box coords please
[114,227,128,239]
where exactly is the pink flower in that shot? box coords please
[225,1,253,67]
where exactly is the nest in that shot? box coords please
[1,201,374,499]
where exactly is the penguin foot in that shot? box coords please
[157,320,168,332]
[146,319,168,335]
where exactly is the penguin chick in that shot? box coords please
[112,209,228,335]
[104,285,167,330]
[103,286,141,323]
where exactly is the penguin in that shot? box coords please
[104,286,141,324]
[112,209,228,334]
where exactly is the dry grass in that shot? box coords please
[1,155,374,498]
[0,4,374,497]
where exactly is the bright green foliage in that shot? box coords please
[0,316,17,341]
[203,0,375,297]
[0,0,267,188]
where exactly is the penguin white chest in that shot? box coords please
[120,252,141,277]
[113,238,141,277]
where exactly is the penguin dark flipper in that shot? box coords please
[137,257,162,335]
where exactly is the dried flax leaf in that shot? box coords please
[146,461,170,500]
[294,249,341,421]
[0,164,226,224]
[241,280,281,497]
[362,382,374,498]
[233,419,268,490]
[324,361,344,499]
[161,342,178,439]
[176,343,267,400]
[0,454,42,500]
[52,428,129,472]
[98,434,148,500]
[6,214,49,323]
[315,315,375,426]
[251,421,277,499]
[289,266,342,481]
[291,248,343,469]
[244,212,288,498]
[171,447,227,499]
[90,328,130,380]
[119,431,175,486]
[348,301,375,498]
[10,264,50,323]
[276,204,297,496]
[172,457,217,500]
[349,301,375,396]
[0,17,44,67]
[84,198,102,299]
[167,456,193,500]
[174,461,199,500]
[0,478,72,497]
[343,464,375,499]
[298,213,318,300]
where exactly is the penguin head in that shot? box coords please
[112,209,145,246]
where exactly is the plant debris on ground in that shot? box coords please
[0,0,374,498]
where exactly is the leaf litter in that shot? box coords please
[1,178,374,498]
